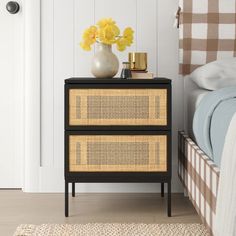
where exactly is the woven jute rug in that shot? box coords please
[14,223,209,236]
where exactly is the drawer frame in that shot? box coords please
[65,83,171,131]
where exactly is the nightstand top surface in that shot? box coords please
[65,77,171,84]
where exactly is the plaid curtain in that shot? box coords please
[179,0,236,75]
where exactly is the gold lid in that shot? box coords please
[128,52,147,71]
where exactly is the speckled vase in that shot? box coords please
[91,43,119,78]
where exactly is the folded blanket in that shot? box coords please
[193,86,236,166]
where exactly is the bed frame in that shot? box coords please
[178,0,236,234]
[178,131,220,234]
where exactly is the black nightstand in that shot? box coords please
[64,77,172,217]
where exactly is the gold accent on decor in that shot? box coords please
[69,89,167,126]
[69,135,167,172]
[128,52,147,71]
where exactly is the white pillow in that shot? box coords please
[190,58,236,90]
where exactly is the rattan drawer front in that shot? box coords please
[69,89,167,126]
[69,135,167,172]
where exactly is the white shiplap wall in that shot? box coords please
[40,0,183,192]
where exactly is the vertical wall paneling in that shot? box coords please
[137,0,157,75]
[41,0,54,167]
[53,0,74,168]
[157,0,183,192]
[74,0,95,77]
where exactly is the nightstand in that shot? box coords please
[64,77,172,217]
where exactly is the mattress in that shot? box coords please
[187,89,209,139]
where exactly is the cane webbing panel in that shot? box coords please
[69,135,167,172]
[69,89,167,126]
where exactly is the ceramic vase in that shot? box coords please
[91,43,119,78]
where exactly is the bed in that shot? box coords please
[179,87,220,234]
[178,1,236,235]
[179,87,236,236]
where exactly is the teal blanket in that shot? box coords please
[193,87,236,167]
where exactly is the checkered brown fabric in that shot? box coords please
[179,0,236,75]
[178,131,220,235]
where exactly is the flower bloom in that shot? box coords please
[80,26,97,51]
[97,24,120,45]
[80,18,134,52]
[123,27,134,46]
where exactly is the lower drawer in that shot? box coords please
[67,134,167,172]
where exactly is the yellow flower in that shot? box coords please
[82,26,97,45]
[116,27,134,51]
[80,26,98,51]
[80,18,134,51]
[116,37,127,51]
[80,42,92,51]
[98,24,120,45]
[123,27,134,46]
[97,18,116,28]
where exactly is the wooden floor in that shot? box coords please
[0,190,200,236]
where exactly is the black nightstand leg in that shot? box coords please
[65,181,69,217]
[167,181,171,217]
[72,182,75,197]
[161,183,164,197]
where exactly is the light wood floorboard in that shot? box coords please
[0,190,200,236]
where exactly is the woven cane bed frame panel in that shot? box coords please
[178,131,220,234]
[69,135,167,172]
[69,89,167,126]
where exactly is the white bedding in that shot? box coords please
[187,89,209,138]
[190,58,236,90]
[214,113,236,236]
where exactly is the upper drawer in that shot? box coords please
[67,88,169,127]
